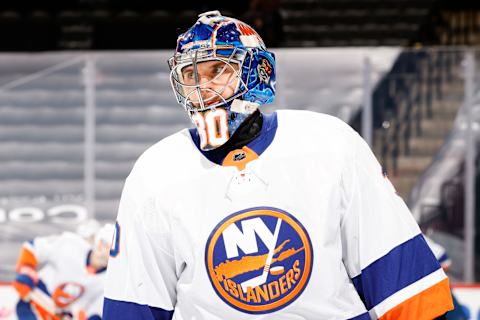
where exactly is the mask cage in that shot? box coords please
[168,46,252,113]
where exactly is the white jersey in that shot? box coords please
[104,110,452,320]
[25,231,105,317]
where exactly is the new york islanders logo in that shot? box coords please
[205,207,313,314]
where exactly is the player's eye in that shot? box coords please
[214,66,224,74]
[209,63,228,76]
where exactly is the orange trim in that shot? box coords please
[13,281,32,300]
[222,146,259,171]
[211,24,220,54]
[16,246,38,271]
[212,114,224,139]
[31,300,61,320]
[207,108,229,148]
[77,309,87,320]
[379,278,454,320]
[52,288,73,309]
[86,266,97,274]
[237,23,256,36]
[51,282,85,309]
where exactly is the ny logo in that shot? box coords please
[222,217,279,258]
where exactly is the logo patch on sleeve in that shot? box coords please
[205,207,313,314]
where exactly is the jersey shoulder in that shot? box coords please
[135,128,193,167]
[276,109,356,138]
[275,109,358,153]
[125,128,199,192]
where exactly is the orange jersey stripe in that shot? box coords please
[13,281,32,299]
[16,246,38,271]
[379,278,453,320]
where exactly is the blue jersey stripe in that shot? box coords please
[15,274,36,288]
[348,311,371,319]
[352,234,441,309]
[103,298,173,320]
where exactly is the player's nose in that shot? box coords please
[198,74,215,86]
[199,79,218,95]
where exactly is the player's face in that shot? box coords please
[180,60,240,108]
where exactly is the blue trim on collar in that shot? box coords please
[247,112,278,156]
[189,112,278,165]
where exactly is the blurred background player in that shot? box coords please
[425,235,452,271]
[13,221,113,320]
[0,0,478,318]
[76,220,101,247]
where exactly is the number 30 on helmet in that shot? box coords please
[168,10,276,151]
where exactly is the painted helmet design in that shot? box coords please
[168,10,276,150]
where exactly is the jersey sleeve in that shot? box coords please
[340,131,453,320]
[103,162,177,320]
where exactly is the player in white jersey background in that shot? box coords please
[103,11,454,320]
[14,221,112,320]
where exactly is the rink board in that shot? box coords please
[452,284,480,319]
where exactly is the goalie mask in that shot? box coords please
[168,10,276,151]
